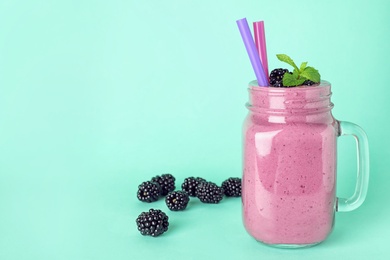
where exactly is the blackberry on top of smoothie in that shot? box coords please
[269,54,320,88]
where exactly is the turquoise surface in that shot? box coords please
[0,0,389,259]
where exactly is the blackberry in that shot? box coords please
[135,209,169,237]
[151,173,176,196]
[195,181,224,204]
[269,68,289,87]
[221,177,242,197]
[303,79,316,86]
[181,177,206,197]
[165,191,190,211]
[137,181,161,202]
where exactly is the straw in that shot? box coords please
[236,18,269,87]
[253,21,269,79]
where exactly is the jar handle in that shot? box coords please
[337,121,370,212]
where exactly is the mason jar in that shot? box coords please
[242,80,369,248]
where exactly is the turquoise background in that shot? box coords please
[0,0,389,259]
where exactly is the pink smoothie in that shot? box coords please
[242,81,338,246]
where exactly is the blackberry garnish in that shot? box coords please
[181,177,206,197]
[269,68,289,87]
[151,173,176,196]
[303,79,316,86]
[274,54,321,87]
[137,181,161,202]
[165,191,190,211]
[195,181,224,204]
[136,209,169,237]
[221,177,242,197]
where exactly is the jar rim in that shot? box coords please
[248,80,330,93]
[246,80,333,115]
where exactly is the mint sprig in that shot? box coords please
[276,54,321,87]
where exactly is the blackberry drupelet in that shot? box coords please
[269,68,289,87]
[151,173,176,196]
[181,177,206,197]
[136,209,169,237]
[165,191,190,211]
[137,181,161,202]
[221,177,242,197]
[195,181,224,204]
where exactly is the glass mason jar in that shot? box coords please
[242,80,369,248]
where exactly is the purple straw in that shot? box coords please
[236,18,269,87]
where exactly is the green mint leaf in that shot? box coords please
[299,62,308,73]
[282,73,306,87]
[276,54,299,71]
[275,54,322,87]
[301,66,321,83]
[292,68,299,79]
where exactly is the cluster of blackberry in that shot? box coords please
[135,174,241,237]
[137,173,176,202]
